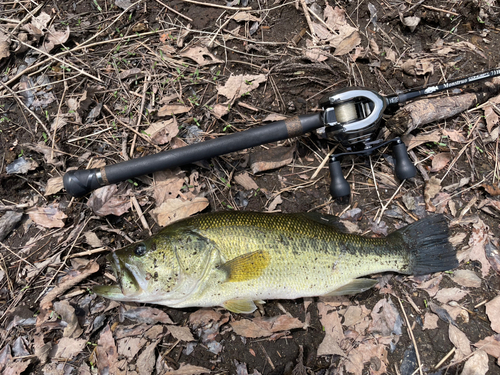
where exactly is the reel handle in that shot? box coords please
[392,140,416,180]
[329,158,351,198]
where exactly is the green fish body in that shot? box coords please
[94,211,457,313]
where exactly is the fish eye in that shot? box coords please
[134,243,147,256]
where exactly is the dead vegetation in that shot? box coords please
[0,0,500,374]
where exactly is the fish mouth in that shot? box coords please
[93,252,147,300]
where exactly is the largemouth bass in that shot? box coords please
[94,212,457,313]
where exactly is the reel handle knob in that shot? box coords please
[392,140,416,180]
[329,159,351,198]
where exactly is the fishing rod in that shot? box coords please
[64,68,500,199]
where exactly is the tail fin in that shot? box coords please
[391,214,458,276]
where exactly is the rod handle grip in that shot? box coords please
[63,169,102,197]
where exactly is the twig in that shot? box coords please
[369,156,384,210]
[129,77,150,157]
[299,0,318,44]
[131,196,151,235]
[68,247,109,259]
[0,253,14,299]
[421,4,459,16]
[0,242,34,267]
[178,0,251,10]
[7,1,44,36]
[14,38,104,83]
[434,347,455,369]
[311,146,337,180]
[51,76,68,160]
[398,297,424,375]
[375,180,405,224]
[306,3,338,36]
[154,0,193,21]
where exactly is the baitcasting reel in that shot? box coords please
[63,68,500,201]
[318,88,416,198]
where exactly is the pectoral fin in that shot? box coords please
[223,299,257,314]
[324,278,378,296]
[219,250,270,282]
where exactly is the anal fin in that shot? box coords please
[324,278,378,297]
[223,299,257,314]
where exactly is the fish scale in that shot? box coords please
[94,211,458,313]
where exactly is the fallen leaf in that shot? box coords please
[40,261,99,309]
[474,334,500,359]
[442,129,467,143]
[424,176,441,212]
[28,204,67,228]
[117,337,147,359]
[406,129,441,150]
[450,270,481,288]
[467,218,491,277]
[158,104,192,117]
[6,157,39,174]
[230,315,304,338]
[485,240,500,275]
[431,153,452,172]
[150,196,209,226]
[0,31,10,60]
[461,349,489,375]
[84,231,103,248]
[180,45,223,66]
[369,298,402,337]
[31,12,51,31]
[429,301,456,326]
[317,303,344,356]
[96,325,119,375]
[250,146,294,174]
[189,308,223,328]
[137,340,159,375]
[342,305,371,328]
[232,12,260,22]
[118,67,142,80]
[217,74,266,103]
[122,307,174,324]
[145,118,179,145]
[401,58,434,76]
[87,184,131,217]
[422,312,439,330]
[44,176,64,196]
[484,105,499,133]
[42,25,70,53]
[234,172,259,190]
[486,295,500,333]
[343,340,388,375]
[482,183,500,196]
[53,300,83,338]
[50,337,86,359]
[332,29,361,56]
[151,169,186,205]
[449,324,471,361]
[0,211,23,242]
[262,113,287,122]
[402,16,420,32]
[434,288,468,304]
[166,325,195,342]
[164,364,211,375]
[2,361,30,375]
[212,103,230,118]
[115,0,135,10]
[267,195,282,211]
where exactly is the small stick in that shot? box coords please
[154,0,193,21]
[398,297,424,375]
[178,0,251,10]
[69,247,109,258]
[421,4,459,16]
[311,146,337,180]
[0,242,34,267]
[0,253,14,299]
[376,180,405,224]
[131,195,151,235]
[299,0,318,44]
[434,347,455,369]
[129,77,149,158]
[51,76,68,160]
[306,4,338,36]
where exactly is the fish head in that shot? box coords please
[94,229,218,305]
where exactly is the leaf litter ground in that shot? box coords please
[1,0,500,374]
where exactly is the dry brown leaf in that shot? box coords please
[42,25,70,53]
[40,261,99,309]
[145,118,179,145]
[50,337,86,359]
[53,300,83,338]
[150,196,209,226]
[342,305,370,328]
[31,12,51,31]
[96,325,119,375]
[84,231,103,248]
[0,31,10,60]
[3,361,31,375]
[368,298,402,337]
[234,172,259,190]
[343,340,388,375]
[450,270,481,288]
[217,74,266,103]
[431,153,452,172]
[484,105,499,134]
[424,176,442,212]
[468,218,491,277]
[164,364,211,375]
[402,16,420,32]
[317,302,345,356]
[232,12,260,22]
[422,312,439,330]
[262,113,287,122]
[304,40,329,62]
[486,295,500,333]
[461,350,489,375]
[28,204,67,228]
[230,315,304,338]
[122,307,174,324]
[474,335,500,359]
[406,130,441,150]
[166,325,195,342]
[117,337,147,359]
[189,308,223,328]
[435,288,468,304]
[87,184,131,217]
[158,104,191,117]
[401,58,434,76]
[483,184,500,196]
[267,195,282,211]
[152,169,185,205]
[449,324,471,361]
[324,5,349,29]
[44,176,64,196]
[180,45,223,66]
[0,211,23,242]
[442,129,467,143]
[485,240,500,275]
[118,67,142,79]
[250,146,294,174]
[332,29,361,56]
[137,340,159,375]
